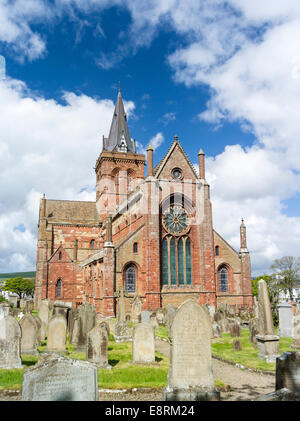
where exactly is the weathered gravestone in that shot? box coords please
[24,300,34,314]
[131,293,142,324]
[218,318,230,334]
[132,323,155,364]
[114,288,131,342]
[46,315,67,354]
[76,303,97,351]
[68,308,79,345]
[38,300,50,341]
[276,352,300,393]
[86,326,111,369]
[233,339,242,351]
[278,302,293,338]
[99,321,110,339]
[141,310,150,324]
[163,299,220,401]
[249,318,258,347]
[19,314,39,355]
[0,314,22,368]
[156,308,165,325]
[256,279,280,362]
[0,303,10,320]
[212,322,222,338]
[230,321,241,338]
[165,304,176,330]
[292,311,300,349]
[150,313,159,330]
[22,353,99,401]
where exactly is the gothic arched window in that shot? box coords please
[218,266,228,292]
[162,235,192,286]
[125,265,136,293]
[59,251,62,261]
[215,245,220,256]
[56,279,62,297]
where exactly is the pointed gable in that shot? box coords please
[154,139,199,181]
[103,89,136,153]
[48,244,73,263]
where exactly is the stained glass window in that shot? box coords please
[163,206,188,235]
[125,266,136,292]
[162,237,169,285]
[219,267,228,292]
[56,279,62,297]
[186,238,192,285]
[170,237,177,285]
[178,238,184,285]
[162,235,192,287]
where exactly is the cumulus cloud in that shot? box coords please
[136,132,164,155]
[0,77,134,272]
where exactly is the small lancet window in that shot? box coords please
[56,279,62,297]
[58,251,62,261]
[91,239,95,249]
[215,246,219,256]
[133,242,138,253]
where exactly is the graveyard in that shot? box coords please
[1,280,300,401]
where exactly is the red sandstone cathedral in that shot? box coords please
[35,90,253,317]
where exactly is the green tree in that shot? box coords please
[270,256,300,301]
[2,277,35,299]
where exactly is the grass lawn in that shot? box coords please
[211,328,294,371]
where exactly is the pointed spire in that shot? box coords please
[240,218,248,251]
[103,89,136,153]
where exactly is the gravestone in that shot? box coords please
[249,318,258,347]
[114,321,131,342]
[253,296,259,319]
[256,279,280,362]
[68,308,79,344]
[150,313,159,330]
[0,303,10,320]
[116,288,126,322]
[156,308,165,325]
[99,321,110,339]
[38,300,50,341]
[218,318,230,334]
[86,326,111,369]
[254,388,300,401]
[132,323,155,364]
[76,303,97,351]
[276,352,300,393]
[165,304,176,330]
[19,314,39,355]
[131,293,142,324]
[230,321,241,338]
[46,315,67,354]
[233,339,242,351]
[214,312,223,323]
[291,312,300,349]
[24,300,34,314]
[212,322,222,338]
[141,310,150,324]
[22,353,98,401]
[163,299,220,401]
[52,301,69,319]
[278,302,293,337]
[0,314,22,368]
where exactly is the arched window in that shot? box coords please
[59,251,62,261]
[218,266,228,292]
[56,279,62,297]
[162,235,192,287]
[125,265,136,293]
[215,246,219,256]
[91,239,95,249]
[133,242,138,253]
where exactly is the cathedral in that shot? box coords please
[35,89,253,317]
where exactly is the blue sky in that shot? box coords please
[1,0,300,275]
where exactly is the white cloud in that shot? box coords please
[136,132,164,155]
[0,77,135,272]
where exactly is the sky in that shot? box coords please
[1,0,300,276]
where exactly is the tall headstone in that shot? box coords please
[76,302,97,351]
[256,279,280,362]
[86,326,111,369]
[132,323,155,364]
[0,314,22,368]
[24,300,34,314]
[68,308,79,344]
[278,302,293,337]
[131,293,142,324]
[150,313,159,330]
[0,303,10,320]
[114,288,131,342]
[22,353,98,401]
[276,352,300,393]
[163,299,220,401]
[46,315,67,354]
[38,300,49,341]
[249,318,258,347]
[156,308,165,325]
[19,314,39,355]
[229,321,241,338]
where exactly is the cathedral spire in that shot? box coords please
[103,89,136,153]
[240,218,248,252]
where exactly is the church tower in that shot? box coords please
[95,89,145,220]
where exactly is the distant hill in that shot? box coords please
[0,271,36,279]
